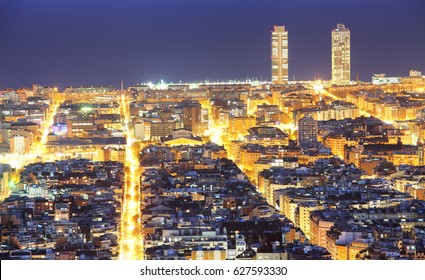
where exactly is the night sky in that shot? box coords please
[1,0,424,89]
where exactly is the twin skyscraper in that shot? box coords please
[272,24,351,85]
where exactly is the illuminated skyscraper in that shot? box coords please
[331,24,350,85]
[272,25,288,84]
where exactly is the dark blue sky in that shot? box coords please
[1,0,424,89]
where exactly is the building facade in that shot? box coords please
[297,116,318,144]
[272,26,289,84]
[331,24,350,85]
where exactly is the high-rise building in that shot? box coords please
[272,26,288,84]
[331,24,350,85]
[180,100,203,135]
[297,116,317,144]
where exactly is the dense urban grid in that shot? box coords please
[1,24,425,261]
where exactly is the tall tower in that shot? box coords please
[272,26,288,84]
[332,24,350,85]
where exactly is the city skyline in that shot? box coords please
[1,0,424,89]
[1,1,425,263]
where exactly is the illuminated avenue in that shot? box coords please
[118,94,143,260]
[1,25,425,261]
